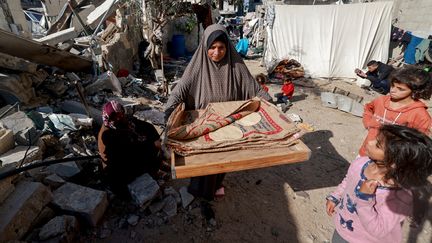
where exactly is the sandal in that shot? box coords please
[214,186,225,201]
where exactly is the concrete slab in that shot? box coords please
[0,181,52,242]
[52,183,108,226]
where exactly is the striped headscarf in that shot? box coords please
[102,100,125,129]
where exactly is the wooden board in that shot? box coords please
[0,29,92,72]
[171,141,311,179]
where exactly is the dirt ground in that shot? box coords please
[92,60,432,243]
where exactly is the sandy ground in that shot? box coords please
[92,60,432,243]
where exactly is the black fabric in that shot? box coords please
[188,173,226,201]
[206,30,228,50]
[101,117,161,196]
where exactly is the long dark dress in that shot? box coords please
[98,117,161,197]
[165,24,271,201]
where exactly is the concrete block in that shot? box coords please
[46,161,81,179]
[179,186,194,208]
[0,181,52,242]
[0,52,38,73]
[0,111,40,145]
[39,215,78,241]
[162,196,177,217]
[0,146,41,167]
[35,27,79,46]
[0,128,14,155]
[0,169,14,204]
[128,173,160,207]
[43,174,66,189]
[52,183,108,227]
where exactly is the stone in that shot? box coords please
[0,52,37,73]
[0,146,41,167]
[149,199,165,214]
[46,161,81,179]
[43,174,66,189]
[0,128,14,155]
[0,111,40,145]
[295,190,310,200]
[128,174,159,207]
[52,183,108,226]
[127,214,139,226]
[179,186,194,208]
[162,196,177,217]
[29,206,56,231]
[0,165,15,204]
[35,27,79,46]
[59,133,71,146]
[39,215,78,241]
[61,100,102,126]
[0,181,52,242]
[164,187,181,205]
[98,228,111,239]
[85,71,122,96]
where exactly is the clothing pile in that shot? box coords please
[270,59,305,80]
[166,98,301,156]
[391,26,432,64]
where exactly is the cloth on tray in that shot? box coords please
[166,98,301,156]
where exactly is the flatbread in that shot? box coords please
[209,125,243,141]
[235,112,261,126]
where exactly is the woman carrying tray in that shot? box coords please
[165,24,271,201]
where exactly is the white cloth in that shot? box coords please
[264,2,393,78]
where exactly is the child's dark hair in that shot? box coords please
[390,67,432,100]
[379,124,432,188]
[256,73,267,84]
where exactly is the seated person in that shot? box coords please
[355,60,394,94]
[275,78,294,105]
[98,100,168,198]
[256,73,269,92]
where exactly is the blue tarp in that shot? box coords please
[404,33,423,64]
[236,38,249,56]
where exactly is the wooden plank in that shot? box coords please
[171,141,311,179]
[0,29,92,72]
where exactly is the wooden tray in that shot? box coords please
[170,141,311,179]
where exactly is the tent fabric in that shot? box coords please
[264,2,393,78]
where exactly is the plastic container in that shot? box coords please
[171,35,186,58]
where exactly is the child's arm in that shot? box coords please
[355,181,412,238]
[362,99,376,129]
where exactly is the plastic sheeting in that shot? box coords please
[264,2,393,78]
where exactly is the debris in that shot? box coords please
[48,114,77,132]
[179,186,194,208]
[46,158,81,179]
[0,111,41,146]
[0,181,52,242]
[43,174,66,189]
[0,165,15,204]
[85,71,122,96]
[0,146,41,167]
[127,214,139,226]
[0,128,14,155]
[128,173,160,207]
[52,183,108,226]
[164,187,181,205]
[320,92,363,117]
[61,100,102,126]
[286,113,302,123]
[149,199,166,214]
[0,52,37,73]
[0,29,92,72]
[162,196,177,217]
[98,228,111,239]
[35,27,79,46]
[134,109,165,126]
[38,215,78,241]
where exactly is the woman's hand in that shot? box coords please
[359,179,379,195]
[326,200,337,216]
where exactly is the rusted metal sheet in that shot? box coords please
[0,29,92,72]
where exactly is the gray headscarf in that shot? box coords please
[165,24,271,119]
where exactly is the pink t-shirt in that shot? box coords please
[330,157,412,243]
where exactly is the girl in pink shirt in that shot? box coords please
[326,125,432,243]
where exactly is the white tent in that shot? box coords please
[264,2,393,78]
